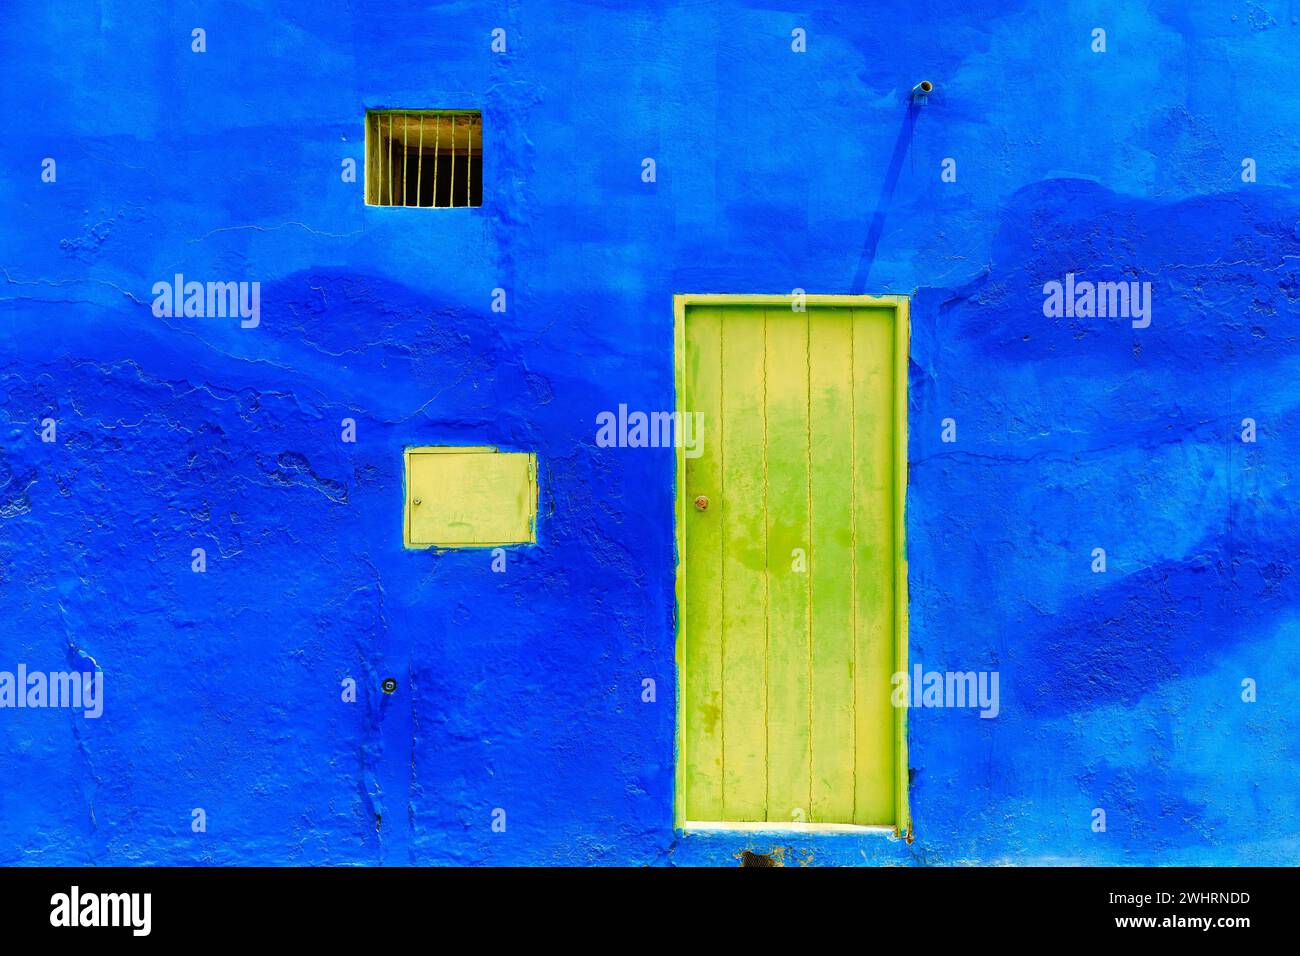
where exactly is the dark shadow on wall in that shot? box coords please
[903,177,1300,718]
[945,178,1300,366]
[1016,513,1299,718]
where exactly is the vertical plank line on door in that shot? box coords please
[849,309,858,819]
[761,309,771,822]
[683,311,689,821]
[804,309,814,820]
[718,314,727,819]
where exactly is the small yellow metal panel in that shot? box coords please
[404,446,537,548]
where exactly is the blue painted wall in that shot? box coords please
[2,0,1298,865]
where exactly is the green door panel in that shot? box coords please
[679,299,907,828]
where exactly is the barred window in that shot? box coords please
[365,110,482,208]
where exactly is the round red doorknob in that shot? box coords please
[694,495,709,511]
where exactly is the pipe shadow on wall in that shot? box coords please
[851,101,919,293]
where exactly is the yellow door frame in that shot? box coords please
[672,293,911,838]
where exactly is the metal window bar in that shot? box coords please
[369,112,379,205]
[416,114,424,205]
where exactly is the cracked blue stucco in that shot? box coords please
[1,0,1298,865]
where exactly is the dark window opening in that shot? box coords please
[366,110,482,208]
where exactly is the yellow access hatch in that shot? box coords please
[404,446,538,548]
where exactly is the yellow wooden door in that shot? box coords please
[677,298,908,828]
